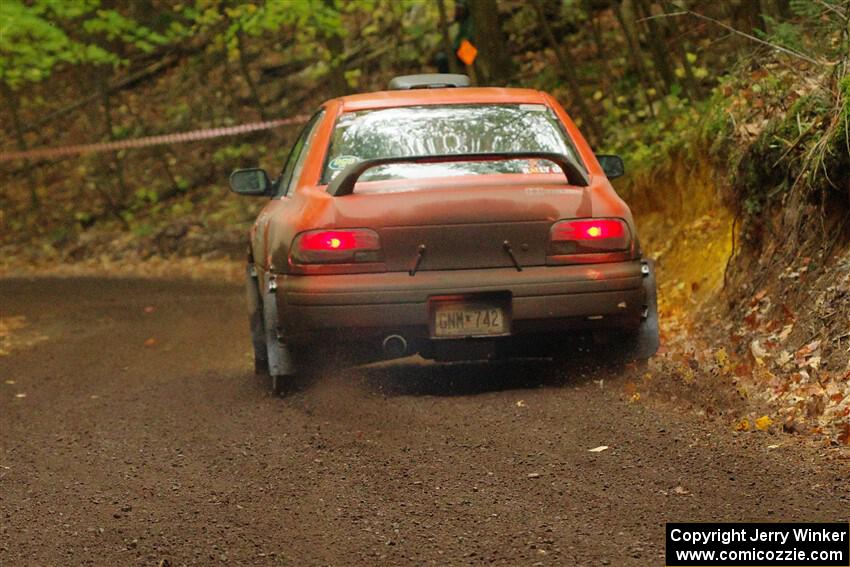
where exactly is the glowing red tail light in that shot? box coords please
[299,230,360,251]
[550,218,630,254]
[291,229,381,264]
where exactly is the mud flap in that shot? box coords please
[631,259,660,360]
[245,264,267,373]
[262,275,296,378]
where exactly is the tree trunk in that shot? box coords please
[584,0,613,80]
[437,0,460,74]
[125,102,182,201]
[467,0,513,85]
[661,1,699,99]
[1,82,39,210]
[760,0,790,33]
[613,1,662,117]
[633,0,676,95]
[236,32,269,120]
[531,0,602,143]
[321,0,349,97]
[732,0,765,37]
[99,74,130,227]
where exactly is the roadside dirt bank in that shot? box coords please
[626,155,850,444]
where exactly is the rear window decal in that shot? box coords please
[328,155,360,171]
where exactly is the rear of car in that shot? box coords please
[233,78,658,388]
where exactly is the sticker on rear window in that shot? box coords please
[519,104,547,112]
[521,159,560,174]
[328,155,360,171]
[526,187,571,195]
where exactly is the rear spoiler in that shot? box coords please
[326,152,590,197]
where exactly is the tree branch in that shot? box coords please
[663,2,824,66]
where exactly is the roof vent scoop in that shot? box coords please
[388,74,471,90]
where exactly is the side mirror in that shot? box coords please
[597,155,625,179]
[230,168,272,196]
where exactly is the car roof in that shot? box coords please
[335,87,550,112]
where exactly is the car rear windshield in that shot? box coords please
[320,104,583,186]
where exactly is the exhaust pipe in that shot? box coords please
[382,334,408,358]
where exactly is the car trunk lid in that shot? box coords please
[327,180,592,272]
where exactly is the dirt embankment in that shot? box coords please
[626,143,850,444]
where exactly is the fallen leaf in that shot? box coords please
[750,340,768,364]
[735,418,750,431]
[755,415,773,431]
[527,472,540,478]
[715,348,730,368]
[673,485,690,495]
[14,393,26,398]
[733,363,753,377]
[806,395,826,418]
[4,380,16,385]
[767,444,780,449]
[144,306,156,314]
[144,338,158,348]
[775,350,792,366]
[588,445,609,452]
[795,339,822,358]
[838,423,850,445]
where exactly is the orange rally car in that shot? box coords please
[231,74,658,394]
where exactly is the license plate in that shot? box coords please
[433,303,507,337]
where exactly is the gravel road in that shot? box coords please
[1,277,848,566]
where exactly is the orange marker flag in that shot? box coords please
[456,39,478,66]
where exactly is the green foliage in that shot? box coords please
[757,16,806,53]
[0,0,116,88]
[169,200,194,217]
[133,188,159,205]
[0,0,180,89]
[838,74,850,127]
[179,0,346,61]
[789,0,836,18]
[131,222,155,237]
[212,144,260,164]
[757,0,850,61]
[599,90,703,178]
[82,9,171,54]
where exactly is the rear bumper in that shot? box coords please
[274,261,648,339]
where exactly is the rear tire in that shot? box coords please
[248,267,299,396]
[617,259,659,362]
[245,264,268,375]
[548,260,659,369]
[271,373,289,396]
